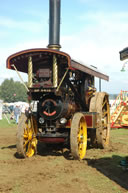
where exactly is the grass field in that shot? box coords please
[0,115,128,193]
[0,113,16,129]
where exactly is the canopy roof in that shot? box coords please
[6,48,109,81]
[120,47,128,61]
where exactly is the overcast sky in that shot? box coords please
[0,0,128,94]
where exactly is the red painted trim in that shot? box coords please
[6,48,71,70]
[85,115,93,127]
[43,111,56,116]
[68,66,76,71]
[66,120,71,128]
[38,137,65,143]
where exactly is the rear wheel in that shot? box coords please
[70,113,87,160]
[17,114,38,158]
[89,92,110,148]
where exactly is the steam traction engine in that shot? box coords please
[6,0,110,160]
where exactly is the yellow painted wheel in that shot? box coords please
[70,113,87,160]
[89,92,110,148]
[17,114,38,158]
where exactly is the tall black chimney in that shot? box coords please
[48,0,61,50]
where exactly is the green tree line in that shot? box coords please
[0,78,27,102]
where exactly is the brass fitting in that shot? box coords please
[28,56,33,88]
[53,55,58,88]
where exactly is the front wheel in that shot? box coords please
[16,114,38,158]
[70,112,87,160]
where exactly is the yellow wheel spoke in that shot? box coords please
[24,116,37,157]
[79,143,83,150]
[23,134,28,139]
[102,99,107,108]
[23,139,30,148]
[103,111,108,117]
[78,119,87,159]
